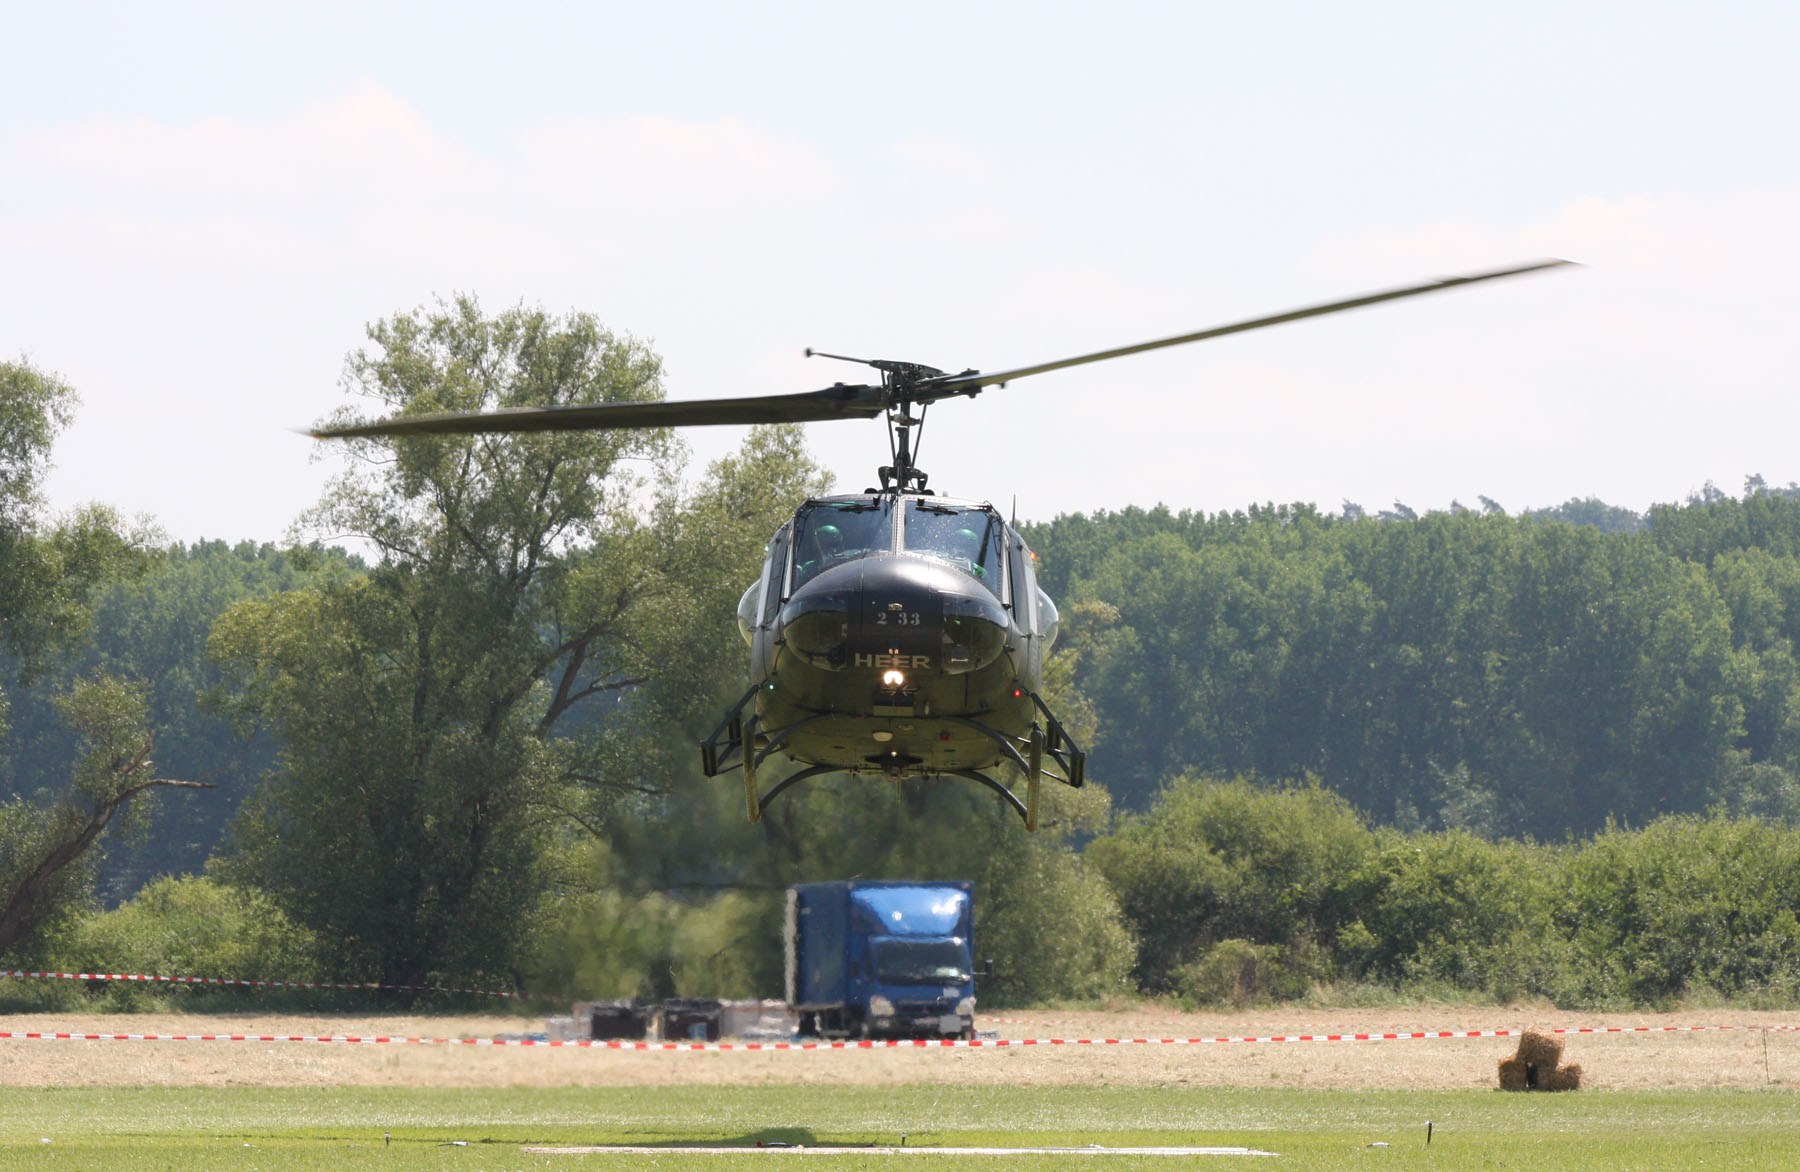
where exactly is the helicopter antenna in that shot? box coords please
[803,347,869,366]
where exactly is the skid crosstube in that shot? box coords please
[699,689,1086,829]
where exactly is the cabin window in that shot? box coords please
[903,502,1002,593]
[792,499,892,589]
[1010,539,1035,634]
[761,525,790,624]
[736,579,760,644]
[1010,539,1059,647]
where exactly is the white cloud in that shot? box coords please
[18,84,471,199]
[514,115,843,211]
[1318,186,1800,294]
[1537,190,1800,294]
[1,90,852,289]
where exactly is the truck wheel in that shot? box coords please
[798,1012,817,1037]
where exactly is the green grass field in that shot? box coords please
[1,1085,1797,1170]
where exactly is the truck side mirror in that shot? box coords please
[983,958,996,979]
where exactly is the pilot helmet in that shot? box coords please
[815,523,845,556]
[954,527,985,575]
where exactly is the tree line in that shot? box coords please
[11,301,1800,1011]
[1025,489,1800,838]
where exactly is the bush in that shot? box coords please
[56,875,324,1009]
[1087,778,1800,1008]
[1088,774,1373,991]
[1341,830,1561,999]
[1175,938,1313,1006]
[520,880,784,1003]
[1551,816,1800,1006]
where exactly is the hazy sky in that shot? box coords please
[6,2,1798,545]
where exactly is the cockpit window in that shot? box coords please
[792,498,892,588]
[904,502,1002,592]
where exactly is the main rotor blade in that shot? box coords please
[310,383,888,439]
[917,258,1576,400]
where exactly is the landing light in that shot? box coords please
[882,669,906,687]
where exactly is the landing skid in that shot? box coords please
[699,687,1087,829]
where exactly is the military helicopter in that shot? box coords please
[313,259,1571,829]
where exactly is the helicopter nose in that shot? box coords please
[777,556,1010,675]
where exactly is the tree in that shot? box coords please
[0,677,209,957]
[210,298,829,993]
[1,359,173,959]
[1524,497,1645,533]
[2,361,149,706]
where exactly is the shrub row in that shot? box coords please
[1090,775,1800,1008]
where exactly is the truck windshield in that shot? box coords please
[872,939,971,985]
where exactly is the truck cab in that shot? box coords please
[786,880,977,1040]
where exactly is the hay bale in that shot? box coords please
[1515,1029,1564,1069]
[1542,1063,1582,1091]
[1497,1056,1529,1090]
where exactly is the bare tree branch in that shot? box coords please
[0,768,214,957]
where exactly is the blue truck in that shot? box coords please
[785,880,980,1040]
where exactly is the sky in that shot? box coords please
[5,1,1798,546]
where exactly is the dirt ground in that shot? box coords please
[4,1007,1797,1090]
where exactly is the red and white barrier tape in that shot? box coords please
[1,1025,1794,1050]
[2,969,547,1002]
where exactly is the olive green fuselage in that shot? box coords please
[737,493,1057,777]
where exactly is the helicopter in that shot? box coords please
[313,258,1572,830]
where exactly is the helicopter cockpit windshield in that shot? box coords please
[793,498,893,589]
[904,502,1001,591]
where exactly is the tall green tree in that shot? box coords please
[209,299,843,994]
[210,298,680,991]
[1,359,176,960]
[2,361,148,706]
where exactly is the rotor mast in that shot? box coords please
[803,351,969,494]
